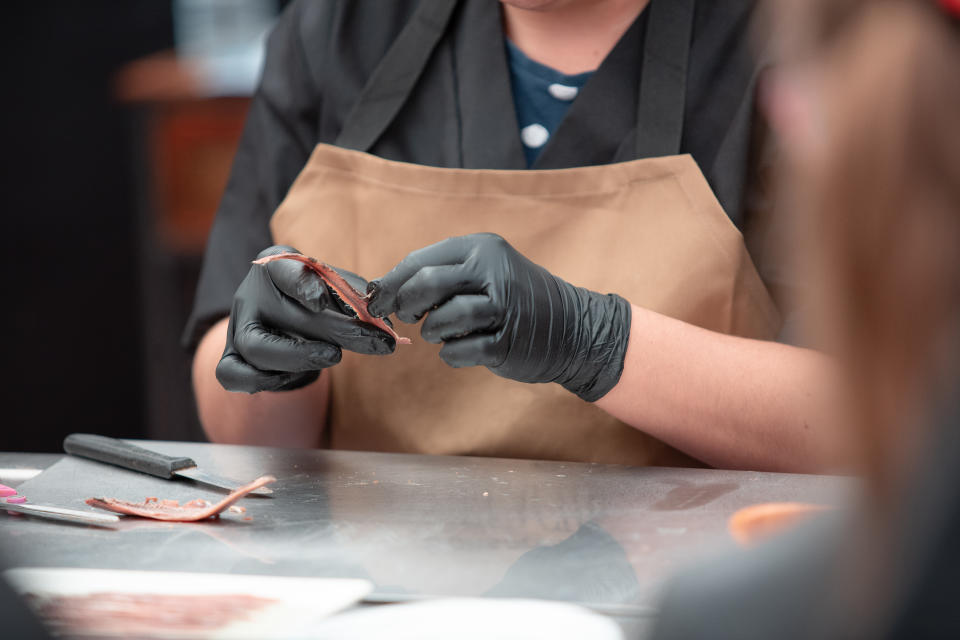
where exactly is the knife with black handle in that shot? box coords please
[63,433,272,495]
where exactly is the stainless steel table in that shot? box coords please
[0,444,854,637]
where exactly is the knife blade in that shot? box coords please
[62,434,273,496]
[2,500,120,526]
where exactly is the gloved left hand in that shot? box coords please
[366,233,631,402]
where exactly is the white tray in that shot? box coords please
[4,567,373,639]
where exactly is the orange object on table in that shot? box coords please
[728,502,834,547]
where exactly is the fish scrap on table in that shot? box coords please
[85,475,276,522]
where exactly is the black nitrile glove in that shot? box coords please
[216,245,396,393]
[367,233,631,402]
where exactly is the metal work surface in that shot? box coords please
[1,443,854,619]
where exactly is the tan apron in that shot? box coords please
[268,0,780,467]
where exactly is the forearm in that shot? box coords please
[595,305,848,473]
[192,317,330,447]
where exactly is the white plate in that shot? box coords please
[4,567,373,639]
[311,597,625,640]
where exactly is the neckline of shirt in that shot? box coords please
[503,38,595,88]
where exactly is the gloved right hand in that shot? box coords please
[216,245,396,393]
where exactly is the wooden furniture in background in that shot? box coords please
[116,51,251,442]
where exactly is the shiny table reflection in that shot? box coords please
[0,443,853,629]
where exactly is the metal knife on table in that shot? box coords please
[1,500,120,526]
[62,433,273,495]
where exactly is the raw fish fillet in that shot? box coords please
[24,592,275,637]
[253,252,411,345]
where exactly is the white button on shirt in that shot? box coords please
[547,83,579,101]
[521,123,550,149]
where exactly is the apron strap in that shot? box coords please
[635,0,695,158]
[335,0,459,152]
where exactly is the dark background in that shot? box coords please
[3,2,286,453]
[5,2,176,452]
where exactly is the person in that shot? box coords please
[185,0,839,471]
[649,0,960,637]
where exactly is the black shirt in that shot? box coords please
[184,0,773,349]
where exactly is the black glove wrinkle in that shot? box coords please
[554,289,631,402]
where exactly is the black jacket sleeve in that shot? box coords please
[181,1,321,350]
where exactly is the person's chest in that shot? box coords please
[303,0,760,221]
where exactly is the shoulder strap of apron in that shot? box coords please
[335,0,459,152]
[635,0,695,158]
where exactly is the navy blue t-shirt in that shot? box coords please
[505,39,593,167]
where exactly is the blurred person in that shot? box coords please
[186,0,846,473]
[649,0,960,637]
